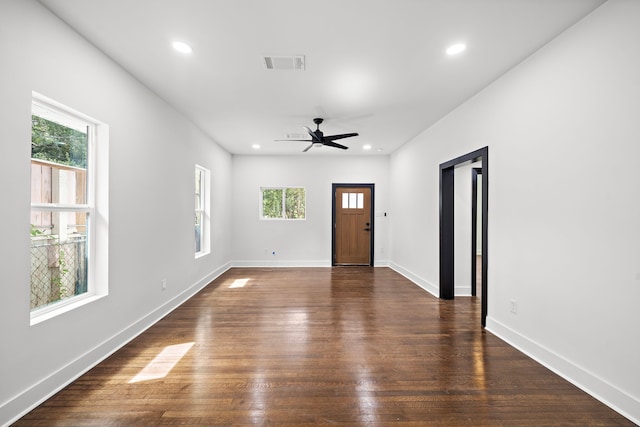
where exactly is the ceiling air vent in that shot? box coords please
[285,133,309,140]
[263,55,305,70]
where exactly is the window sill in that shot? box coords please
[30,293,107,326]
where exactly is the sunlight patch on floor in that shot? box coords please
[229,278,250,288]
[129,342,194,383]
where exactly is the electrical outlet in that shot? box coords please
[161,279,167,290]
[510,300,517,314]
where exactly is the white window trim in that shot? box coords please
[30,92,109,325]
[195,164,211,258]
[259,186,306,220]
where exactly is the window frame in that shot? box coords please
[195,164,211,258]
[259,186,306,220]
[30,92,108,325]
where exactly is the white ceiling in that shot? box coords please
[37,0,605,156]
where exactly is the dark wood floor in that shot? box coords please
[16,267,632,426]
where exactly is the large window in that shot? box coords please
[195,165,210,257]
[30,93,107,323]
[260,187,306,220]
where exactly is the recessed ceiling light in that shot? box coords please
[252,144,260,150]
[172,41,193,54]
[446,43,466,56]
[363,144,372,150]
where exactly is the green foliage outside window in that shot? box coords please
[262,187,305,219]
[284,188,305,219]
[32,115,87,168]
[262,189,283,218]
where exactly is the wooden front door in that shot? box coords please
[334,186,372,265]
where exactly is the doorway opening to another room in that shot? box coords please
[439,147,488,327]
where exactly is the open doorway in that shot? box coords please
[439,147,488,327]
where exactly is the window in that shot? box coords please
[195,165,210,257]
[30,93,108,323]
[342,192,364,209]
[260,187,306,219]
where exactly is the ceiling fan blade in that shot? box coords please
[324,132,358,141]
[302,143,314,152]
[304,126,322,143]
[323,141,349,150]
[274,139,312,142]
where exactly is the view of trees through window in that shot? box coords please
[32,115,87,168]
[261,187,305,219]
[30,110,90,311]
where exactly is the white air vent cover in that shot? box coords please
[263,55,305,70]
[285,133,309,140]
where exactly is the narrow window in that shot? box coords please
[30,93,107,322]
[260,187,306,220]
[195,165,210,257]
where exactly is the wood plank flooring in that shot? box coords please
[15,267,633,426]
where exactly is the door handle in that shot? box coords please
[364,228,370,231]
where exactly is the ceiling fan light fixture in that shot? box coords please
[275,118,357,152]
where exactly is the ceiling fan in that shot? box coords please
[277,118,358,152]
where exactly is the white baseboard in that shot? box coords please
[231,260,391,268]
[455,286,472,296]
[388,262,438,297]
[486,317,640,425]
[231,260,331,267]
[1,262,231,427]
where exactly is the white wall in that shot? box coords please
[231,155,390,266]
[390,0,640,422]
[0,1,232,424]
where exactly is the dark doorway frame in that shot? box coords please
[331,183,375,267]
[439,147,488,327]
